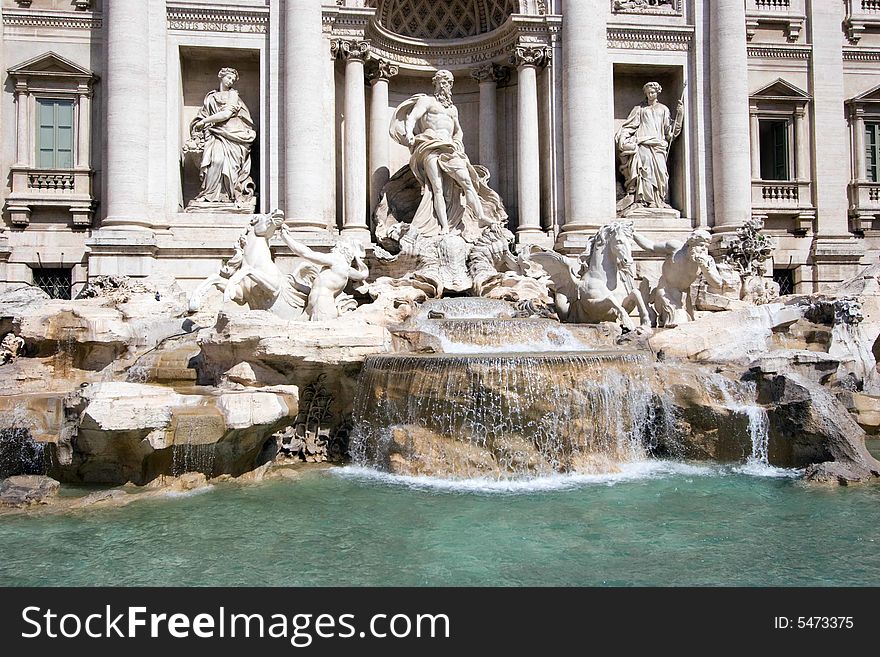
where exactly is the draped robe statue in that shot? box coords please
[389,70,507,242]
[184,67,257,212]
[615,81,682,216]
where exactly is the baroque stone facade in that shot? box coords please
[1,0,880,298]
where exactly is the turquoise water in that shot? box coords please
[1,462,880,587]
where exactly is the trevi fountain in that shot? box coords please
[1,66,879,587]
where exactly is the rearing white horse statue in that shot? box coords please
[187,209,308,320]
[530,222,651,330]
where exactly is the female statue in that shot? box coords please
[185,67,257,212]
[615,81,683,216]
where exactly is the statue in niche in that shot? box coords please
[613,0,676,13]
[615,81,683,217]
[183,67,257,213]
[187,209,368,321]
[389,69,507,240]
[369,70,544,305]
[633,229,723,328]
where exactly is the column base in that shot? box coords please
[515,229,554,249]
[340,226,372,244]
[811,235,867,291]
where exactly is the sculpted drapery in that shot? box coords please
[615,82,682,215]
[389,71,507,242]
[187,68,256,211]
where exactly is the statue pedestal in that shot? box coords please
[185,199,257,214]
[618,206,681,221]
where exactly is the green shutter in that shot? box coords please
[867,123,878,183]
[772,122,789,181]
[35,99,75,169]
[56,101,74,169]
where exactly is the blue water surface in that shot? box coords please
[1,461,879,587]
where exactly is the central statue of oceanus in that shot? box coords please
[388,69,507,241]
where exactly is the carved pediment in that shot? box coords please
[751,78,810,101]
[7,51,97,81]
[850,83,880,104]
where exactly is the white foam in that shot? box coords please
[731,460,802,479]
[335,460,719,495]
[160,484,215,499]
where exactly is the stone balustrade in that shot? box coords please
[846,0,880,42]
[752,180,811,207]
[746,0,805,42]
[849,182,880,231]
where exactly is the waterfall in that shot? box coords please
[171,418,216,477]
[706,374,770,465]
[171,444,216,478]
[350,352,670,479]
[408,318,587,354]
[0,427,46,479]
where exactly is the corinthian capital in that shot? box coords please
[510,46,551,70]
[366,58,400,83]
[331,39,372,62]
[470,63,510,85]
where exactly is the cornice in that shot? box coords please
[607,25,693,51]
[747,44,811,60]
[2,9,101,30]
[843,46,880,62]
[167,4,269,34]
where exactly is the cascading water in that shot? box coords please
[171,444,216,477]
[170,418,217,477]
[706,374,771,466]
[349,351,672,479]
[0,427,46,479]
[407,318,589,354]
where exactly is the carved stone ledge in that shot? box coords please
[745,12,805,43]
[747,45,811,60]
[607,26,693,52]
[167,6,268,34]
[2,9,102,30]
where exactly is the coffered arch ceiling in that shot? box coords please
[367,0,520,40]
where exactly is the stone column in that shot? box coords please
[709,0,753,229]
[794,107,809,181]
[512,47,549,240]
[367,59,398,214]
[749,108,761,180]
[14,82,28,165]
[103,0,150,228]
[284,0,326,228]
[335,40,371,240]
[471,63,508,185]
[810,1,851,235]
[561,0,616,239]
[852,108,866,182]
[76,84,91,168]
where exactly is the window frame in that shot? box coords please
[759,117,793,182]
[35,97,76,170]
